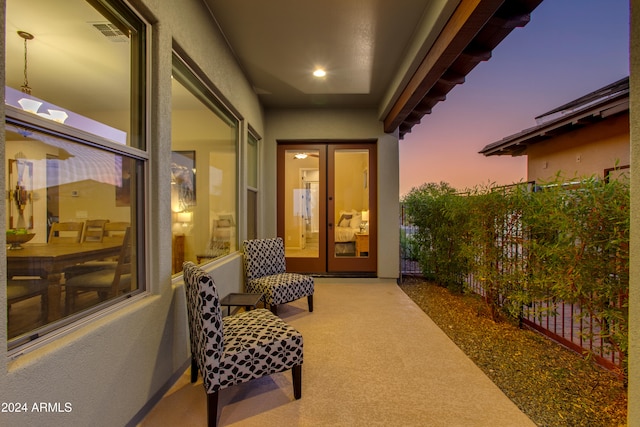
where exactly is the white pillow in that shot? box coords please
[339,217,351,227]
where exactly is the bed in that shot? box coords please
[334,211,362,255]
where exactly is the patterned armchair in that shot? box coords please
[242,237,314,315]
[182,262,303,427]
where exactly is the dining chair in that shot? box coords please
[242,237,314,315]
[102,222,130,244]
[48,221,84,244]
[63,222,131,280]
[64,227,132,314]
[7,278,49,325]
[182,262,303,427]
[82,219,109,242]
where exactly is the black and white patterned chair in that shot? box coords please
[242,237,314,315]
[182,262,304,427]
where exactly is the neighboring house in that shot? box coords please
[2,1,639,426]
[479,77,630,183]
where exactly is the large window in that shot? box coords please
[247,132,260,240]
[171,54,239,272]
[5,0,147,349]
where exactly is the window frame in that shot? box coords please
[171,50,242,269]
[5,0,150,351]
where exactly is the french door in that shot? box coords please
[277,142,377,274]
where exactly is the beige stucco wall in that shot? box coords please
[526,113,630,182]
[264,108,400,279]
[1,2,401,426]
[0,1,261,426]
[628,2,639,425]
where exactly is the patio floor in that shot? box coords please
[140,278,534,426]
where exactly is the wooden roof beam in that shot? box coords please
[383,0,506,134]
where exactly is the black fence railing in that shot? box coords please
[399,202,625,372]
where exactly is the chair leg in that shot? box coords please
[191,356,198,383]
[292,364,302,399]
[207,391,219,427]
[307,295,314,312]
[270,304,278,315]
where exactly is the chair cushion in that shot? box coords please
[246,273,314,306]
[7,279,48,301]
[65,269,131,290]
[63,261,118,280]
[218,308,303,391]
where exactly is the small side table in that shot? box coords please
[355,233,369,256]
[220,293,264,316]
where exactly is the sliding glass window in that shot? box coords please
[4,0,147,350]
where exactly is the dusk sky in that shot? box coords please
[399,0,630,196]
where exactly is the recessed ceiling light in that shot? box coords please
[313,69,326,78]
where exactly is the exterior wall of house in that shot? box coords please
[264,108,400,279]
[526,113,630,183]
[628,3,639,424]
[0,1,263,426]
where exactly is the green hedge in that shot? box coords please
[403,176,629,369]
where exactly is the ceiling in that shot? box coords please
[203,0,452,110]
[6,0,543,139]
[204,0,543,138]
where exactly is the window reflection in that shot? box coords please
[5,0,147,350]
[171,56,239,271]
[5,125,140,342]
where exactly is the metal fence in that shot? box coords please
[399,204,421,278]
[399,203,625,372]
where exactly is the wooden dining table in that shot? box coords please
[7,242,123,322]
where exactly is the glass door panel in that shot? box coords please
[328,144,376,272]
[278,145,326,272]
[333,149,369,258]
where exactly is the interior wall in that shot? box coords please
[264,108,399,278]
[0,0,264,426]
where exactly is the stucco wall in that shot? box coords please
[526,113,630,182]
[628,3,639,425]
[0,1,261,426]
[264,108,400,279]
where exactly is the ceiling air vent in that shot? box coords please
[90,22,129,43]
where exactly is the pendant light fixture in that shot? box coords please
[15,30,68,123]
[18,30,34,94]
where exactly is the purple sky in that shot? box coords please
[399,0,630,196]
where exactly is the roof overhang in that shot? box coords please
[479,91,629,156]
[384,0,544,139]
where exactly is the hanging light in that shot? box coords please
[16,31,43,113]
[15,30,69,124]
[18,31,34,95]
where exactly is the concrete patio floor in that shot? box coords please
[140,278,534,426]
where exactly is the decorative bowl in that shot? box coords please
[6,232,35,250]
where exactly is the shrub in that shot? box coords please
[403,176,629,372]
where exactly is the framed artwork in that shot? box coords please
[171,151,196,210]
[8,158,34,229]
